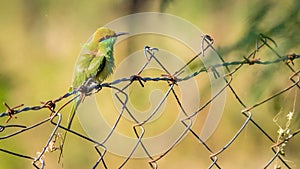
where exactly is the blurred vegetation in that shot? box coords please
[0,0,299,169]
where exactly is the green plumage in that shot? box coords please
[71,27,117,89]
[59,27,126,161]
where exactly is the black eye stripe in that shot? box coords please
[98,34,116,42]
[99,36,107,42]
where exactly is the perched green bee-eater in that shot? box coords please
[71,27,127,89]
[60,27,127,161]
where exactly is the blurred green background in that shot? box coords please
[0,0,299,168]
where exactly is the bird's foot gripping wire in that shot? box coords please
[77,78,95,102]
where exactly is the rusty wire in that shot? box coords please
[0,34,299,169]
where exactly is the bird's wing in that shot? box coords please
[71,53,94,89]
[86,54,106,81]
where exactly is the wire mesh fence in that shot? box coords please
[0,34,299,169]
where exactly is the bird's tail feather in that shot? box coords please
[58,95,81,163]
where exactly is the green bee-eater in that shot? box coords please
[60,27,127,161]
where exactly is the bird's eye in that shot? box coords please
[99,35,111,42]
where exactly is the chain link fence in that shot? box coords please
[0,34,299,169]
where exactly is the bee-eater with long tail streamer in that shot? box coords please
[59,27,127,161]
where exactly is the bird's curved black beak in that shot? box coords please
[115,32,129,37]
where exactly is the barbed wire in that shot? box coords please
[0,34,299,169]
